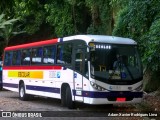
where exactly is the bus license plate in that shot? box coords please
[109,85,121,90]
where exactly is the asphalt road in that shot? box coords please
[0,90,143,120]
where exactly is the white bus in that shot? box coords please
[3,35,143,109]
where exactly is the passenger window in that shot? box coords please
[43,46,56,64]
[21,49,31,65]
[56,43,72,65]
[12,50,21,65]
[4,51,13,66]
[31,47,43,64]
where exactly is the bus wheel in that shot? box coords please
[61,90,66,107]
[19,83,28,101]
[66,86,74,109]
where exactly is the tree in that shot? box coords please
[86,0,114,35]
[13,0,46,34]
[0,14,24,47]
[0,0,14,15]
[0,14,17,29]
[112,0,160,91]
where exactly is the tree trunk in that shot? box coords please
[72,3,78,34]
[91,5,101,28]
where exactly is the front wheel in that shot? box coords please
[66,87,74,109]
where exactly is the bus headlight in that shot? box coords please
[135,84,143,91]
[90,81,106,91]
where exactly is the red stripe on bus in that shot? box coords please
[5,38,58,51]
[3,66,62,70]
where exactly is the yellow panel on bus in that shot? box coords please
[8,71,43,79]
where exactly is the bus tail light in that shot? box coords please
[116,98,126,102]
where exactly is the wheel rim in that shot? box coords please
[20,87,24,98]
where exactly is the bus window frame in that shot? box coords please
[12,50,21,66]
[31,47,43,65]
[56,41,73,66]
[4,51,13,66]
[43,45,56,65]
[21,48,31,66]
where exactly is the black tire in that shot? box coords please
[66,87,74,109]
[61,91,66,107]
[19,83,29,101]
[0,87,2,91]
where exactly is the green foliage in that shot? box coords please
[113,0,160,72]
[86,0,113,35]
[14,0,45,34]
[0,0,14,15]
[45,1,74,37]
[0,14,25,47]
[142,18,160,71]
[112,0,160,91]
[45,0,88,37]
[0,14,18,29]
[112,6,130,37]
[113,0,150,38]
[110,0,128,7]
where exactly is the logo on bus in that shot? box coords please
[57,72,61,78]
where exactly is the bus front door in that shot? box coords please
[73,48,85,102]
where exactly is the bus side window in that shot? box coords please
[21,49,31,65]
[4,52,13,66]
[43,45,56,64]
[56,43,72,65]
[12,50,21,65]
[31,47,43,64]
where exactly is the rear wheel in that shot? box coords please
[19,83,29,101]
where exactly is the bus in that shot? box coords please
[2,35,143,109]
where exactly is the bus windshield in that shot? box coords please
[90,43,142,83]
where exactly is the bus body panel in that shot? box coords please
[3,67,74,100]
[83,97,142,105]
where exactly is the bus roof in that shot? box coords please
[63,35,137,45]
[4,35,137,51]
